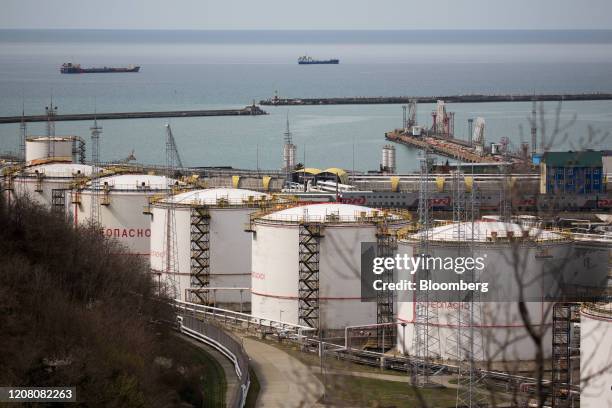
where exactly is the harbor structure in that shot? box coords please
[0,105,267,124]
[260,92,612,106]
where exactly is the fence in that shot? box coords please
[178,313,251,408]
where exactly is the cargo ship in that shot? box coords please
[60,63,141,74]
[297,56,339,65]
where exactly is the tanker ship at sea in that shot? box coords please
[298,55,339,65]
[60,62,140,74]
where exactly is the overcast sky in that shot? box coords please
[2,0,612,30]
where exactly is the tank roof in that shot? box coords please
[23,163,93,177]
[261,203,402,223]
[407,220,566,243]
[90,174,176,191]
[165,188,270,205]
[26,136,77,142]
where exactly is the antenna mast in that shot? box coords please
[45,97,58,159]
[412,149,441,387]
[283,113,296,188]
[164,123,180,299]
[531,98,537,158]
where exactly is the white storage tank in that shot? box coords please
[251,203,409,331]
[72,174,177,256]
[25,136,77,165]
[151,188,280,308]
[6,163,92,210]
[396,221,573,362]
[580,303,612,408]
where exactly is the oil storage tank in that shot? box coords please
[5,163,92,210]
[396,221,573,362]
[71,173,178,256]
[25,136,84,165]
[150,188,282,308]
[250,203,409,332]
[580,303,612,408]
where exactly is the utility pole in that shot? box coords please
[90,117,102,226]
[45,97,58,159]
[531,98,538,158]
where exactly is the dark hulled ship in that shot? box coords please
[60,63,141,74]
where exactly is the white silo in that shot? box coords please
[396,221,573,362]
[6,163,93,210]
[150,188,281,308]
[580,303,612,408]
[251,203,409,332]
[72,174,178,256]
[381,145,396,174]
[25,136,80,165]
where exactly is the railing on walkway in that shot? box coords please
[177,312,251,408]
[174,299,581,400]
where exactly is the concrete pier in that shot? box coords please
[0,105,267,124]
[385,130,501,163]
[261,93,612,106]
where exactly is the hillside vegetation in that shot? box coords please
[0,200,223,407]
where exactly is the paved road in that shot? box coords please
[242,338,324,407]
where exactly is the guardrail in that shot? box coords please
[174,299,579,403]
[177,311,251,408]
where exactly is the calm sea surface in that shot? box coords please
[0,30,611,172]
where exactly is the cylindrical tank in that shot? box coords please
[25,137,75,165]
[72,174,177,256]
[151,188,282,308]
[251,203,409,331]
[283,144,296,171]
[580,303,612,408]
[7,163,92,210]
[396,221,572,362]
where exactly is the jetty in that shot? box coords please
[386,129,504,164]
[260,93,612,106]
[0,105,267,124]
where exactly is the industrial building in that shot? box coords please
[249,203,409,332]
[540,151,605,195]
[150,188,283,308]
[70,173,178,255]
[396,220,573,361]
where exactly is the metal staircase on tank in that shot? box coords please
[188,206,211,304]
[34,171,45,193]
[376,222,396,351]
[71,136,86,164]
[552,303,580,408]
[51,189,66,212]
[298,222,323,329]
